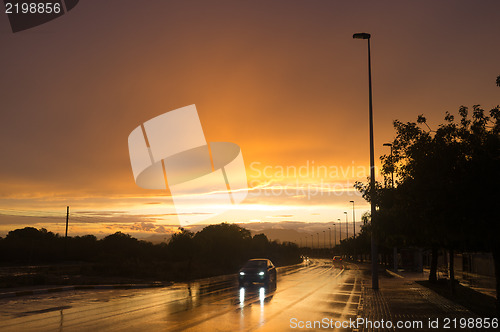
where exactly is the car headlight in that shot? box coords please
[240,272,245,276]
[258,271,265,276]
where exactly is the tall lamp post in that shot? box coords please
[333,223,336,248]
[384,142,397,271]
[353,31,378,289]
[338,218,341,242]
[323,230,326,249]
[328,227,331,249]
[349,201,356,239]
[383,143,394,188]
[311,234,314,249]
[317,233,319,249]
[350,200,356,261]
[344,211,348,239]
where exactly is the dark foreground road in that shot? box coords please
[0,259,362,331]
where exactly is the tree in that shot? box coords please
[496,75,500,87]
[357,104,499,297]
[168,227,195,261]
[193,223,252,269]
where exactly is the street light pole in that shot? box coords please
[349,201,356,239]
[311,234,314,249]
[338,218,341,242]
[328,227,331,249]
[323,230,326,249]
[353,31,378,289]
[383,143,394,188]
[333,223,336,248]
[350,200,356,260]
[344,211,348,239]
[317,233,319,249]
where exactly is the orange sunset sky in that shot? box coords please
[1,0,499,239]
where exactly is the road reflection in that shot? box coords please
[238,286,274,307]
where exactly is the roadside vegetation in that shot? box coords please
[0,223,301,287]
[349,75,500,315]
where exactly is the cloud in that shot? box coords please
[74,211,127,215]
[154,225,168,233]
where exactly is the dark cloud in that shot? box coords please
[1,0,499,232]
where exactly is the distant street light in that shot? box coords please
[323,230,326,249]
[349,201,356,239]
[350,200,356,261]
[383,143,394,188]
[338,218,341,242]
[328,227,331,249]
[344,211,348,239]
[353,31,378,289]
[333,223,336,247]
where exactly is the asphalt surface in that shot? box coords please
[0,259,362,331]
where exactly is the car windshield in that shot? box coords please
[244,260,267,268]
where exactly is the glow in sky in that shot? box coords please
[1,0,499,238]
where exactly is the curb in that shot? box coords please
[385,269,404,279]
[0,282,172,299]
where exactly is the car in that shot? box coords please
[332,256,343,268]
[238,259,277,288]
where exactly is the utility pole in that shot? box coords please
[65,206,69,238]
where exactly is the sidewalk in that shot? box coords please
[356,269,493,331]
[438,269,496,299]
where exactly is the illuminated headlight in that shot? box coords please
[258,271,265,276]
[240,272,245,276]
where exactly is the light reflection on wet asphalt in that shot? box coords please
[0,259,362,331]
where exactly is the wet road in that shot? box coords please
[0,260,362,331]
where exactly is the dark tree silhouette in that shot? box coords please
[357,104,500,305]
[0,223,301,285]
[496,75,500,87]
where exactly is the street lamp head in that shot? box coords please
[344,211,347,214]
[349,200,354,203]
[353,32,371,39]
[383,143,392,147]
